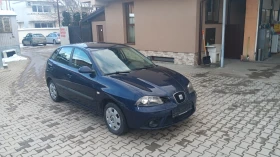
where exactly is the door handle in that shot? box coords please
[67,74,72,78]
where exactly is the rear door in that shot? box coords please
[67,48,97,107]
[49,47,74,98]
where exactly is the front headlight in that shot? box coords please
[136,96,164,106]
[187,82,194,93]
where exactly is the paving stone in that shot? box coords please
[207,145,220,155]
[246,147,259,156]
[1,47,280,157]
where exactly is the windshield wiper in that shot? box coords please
[134,65,155,71]
[105,70,131,75]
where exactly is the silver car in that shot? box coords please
[46,32,61,44]
[22,33,47,46]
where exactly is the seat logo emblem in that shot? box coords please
[179,94,183,100]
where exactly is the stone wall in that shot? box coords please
[139,50,195,65]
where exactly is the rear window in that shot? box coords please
[34,34,44,37]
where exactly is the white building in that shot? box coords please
[2,0,60,29]
[0,10,20,56]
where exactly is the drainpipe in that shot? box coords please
[221,0,227,67]
[198,0,207,65]
[254,0,261,61]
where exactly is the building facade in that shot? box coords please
[2,0,60,29]
[84,0,273,66]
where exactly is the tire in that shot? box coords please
[48,80,61,102]
[43,43,46,46]
[104,103,128,135]
[53,39,56,45]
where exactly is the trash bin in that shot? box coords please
[205,44,221,63]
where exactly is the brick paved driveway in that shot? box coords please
[1,46,280,157]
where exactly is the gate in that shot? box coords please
[68,23,93,44]
[68,26,82,44]
[81,23,93,43]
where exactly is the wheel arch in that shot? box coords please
[46,77,52,86]
[100,97,130,131]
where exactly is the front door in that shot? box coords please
[68,48,97,107]
[46,33,52,43]
[97,25,104,42]
[24,33,32,45]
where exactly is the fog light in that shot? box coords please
[149,120,159,128]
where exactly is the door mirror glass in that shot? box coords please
[78,66,95,73]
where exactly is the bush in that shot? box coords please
[62,11,71,26]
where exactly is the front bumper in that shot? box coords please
[123,92,196,129]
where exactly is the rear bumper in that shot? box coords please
[123,92,196,129]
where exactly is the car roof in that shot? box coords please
[69,42,127,49]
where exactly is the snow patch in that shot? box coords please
[2,54,27,63]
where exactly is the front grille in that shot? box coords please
[172,100,193,118]
[173,91,186,104]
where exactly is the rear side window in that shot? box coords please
[71,48,92,68]
[50,48,60,60]
[54,47,72,65]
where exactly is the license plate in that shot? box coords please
[172,104,191,118]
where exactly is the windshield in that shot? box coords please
[90,47,155,75]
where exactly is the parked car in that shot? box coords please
[45,43,196,135]
[22,33,46,46]
[46,32,61,44]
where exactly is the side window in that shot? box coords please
[50,48,61,60]
[56,47,72,65]
[71,48,92,69]
[121,47,143,62]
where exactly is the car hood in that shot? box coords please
[109,66,188,96]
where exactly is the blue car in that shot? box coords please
[45,43,196,135]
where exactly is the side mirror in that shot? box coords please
[78,66,95,74]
